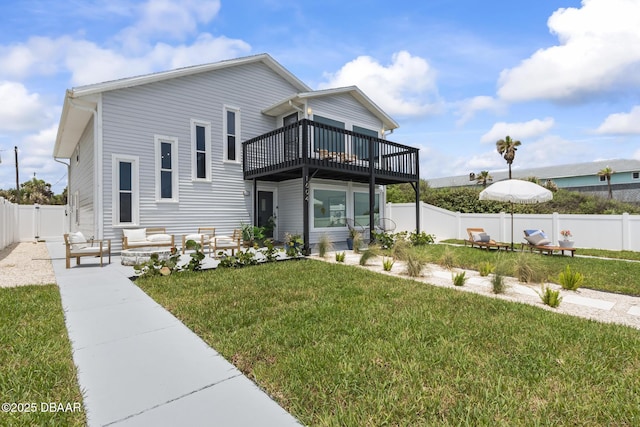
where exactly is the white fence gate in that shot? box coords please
[0,198,68,251]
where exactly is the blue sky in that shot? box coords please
[1,0,639,194]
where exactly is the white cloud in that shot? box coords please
[519,135,579,166]
[497,0,640,102]
[595,106,640,134]
[480,118,555,143]
[116,0,221,53]
[319,51,441,117]
[0,82,50,132]
[455,96,506,126]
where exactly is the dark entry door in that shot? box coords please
[258,191,274,238]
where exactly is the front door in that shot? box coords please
[258,191,275,238]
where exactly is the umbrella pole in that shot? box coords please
[511,203,514,251]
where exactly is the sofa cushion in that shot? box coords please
[525,229,548,239]
[185,233,210,243]
[147,233,172,243]
[69,231,88,250]
[123,228,147,242]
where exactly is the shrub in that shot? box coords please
[359,246,381,266]
[513,252,546,283]
[405,252,428,277]
[318,233,333,258]
[382,257,394,271]
[259,239,280,262]
[335,252,346,262]
[409,231,435,246]
[218,250,258,268]
[538,285,562,307]
[558,265,584,290]
[491,273,506,294]
[438,247,457,270]
[391,239,411,261]
[452,271,467,286]
[352,233,363,254]
[478,261,495,277]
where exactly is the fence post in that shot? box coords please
[552,212,560,245]
[622,213,630,251]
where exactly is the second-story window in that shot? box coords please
[224,106,240,162]
[191,119,211,180]
[155,135,178,201]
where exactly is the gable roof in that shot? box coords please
[262,86,399,131]
[54,54,311,158]
[428,159,640,188]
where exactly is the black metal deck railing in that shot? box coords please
[243,119,419,184]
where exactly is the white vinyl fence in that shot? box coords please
[387,202,640,252]
[0,197,68,251]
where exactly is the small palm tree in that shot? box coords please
[475,170,493,188]
[598,166,614,199]
[496,136,521,179]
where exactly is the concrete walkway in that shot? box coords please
[47,242,301,427]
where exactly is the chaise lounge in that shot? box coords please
[464,228,510,251]
[521,230,576,257]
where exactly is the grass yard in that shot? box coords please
[138,259,640,426]
[0,286,85,426]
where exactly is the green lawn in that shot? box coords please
[138,260,640,426]
[0,286,85,426]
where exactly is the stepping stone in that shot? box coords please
[628,306,640,317]
[563,294,615,310]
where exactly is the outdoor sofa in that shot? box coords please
[121,227,175,250]
[64,232,111,268]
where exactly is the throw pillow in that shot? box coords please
[525,234,551,246]
[69,231,88,250]
[123,228,147,242]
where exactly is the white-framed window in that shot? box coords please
[191,119,211,180]
[632,172,639,180]
[599,175,607,182]
[223,106,241,162]
[313,188,347,229]
[353,192,380,227]
[112,154,139,225]
[155,135,179,202]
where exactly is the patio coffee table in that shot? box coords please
[121,247,173,266]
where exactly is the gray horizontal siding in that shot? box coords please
[99,62,300,248]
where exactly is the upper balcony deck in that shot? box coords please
[243,119,419,185]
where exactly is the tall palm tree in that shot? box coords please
[475,170,493,188]
[597,166,614,199]
[496,136,521,179]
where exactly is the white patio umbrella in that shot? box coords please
[479,179,553,250]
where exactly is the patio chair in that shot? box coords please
[182,227,215,254]
[64,232,111,268]
[213,229,242,257]
[375,218,397,233]
[464,228,509,251]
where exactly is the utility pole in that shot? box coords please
[14,146,19,203]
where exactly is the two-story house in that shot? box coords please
[53,54,420,253]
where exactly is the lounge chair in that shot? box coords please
[181,227,215,254]
[464,228,510,251]
[521,230,576,257]
[64,232,111,268]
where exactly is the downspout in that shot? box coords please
[54,157,70,233]
[68,98,101,239]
